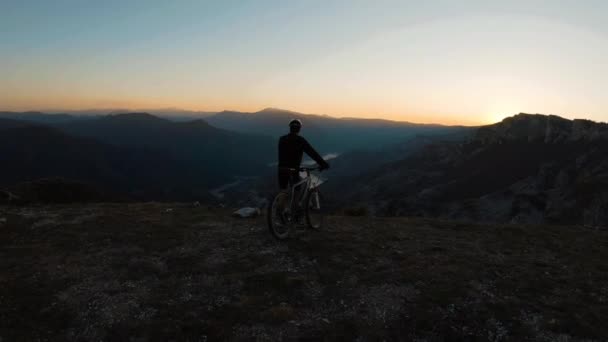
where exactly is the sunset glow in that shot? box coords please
[2,1,608,124]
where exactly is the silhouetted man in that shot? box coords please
[278,119,329,190]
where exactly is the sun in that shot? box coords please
[487,113,509,124]
[484,104,521,124]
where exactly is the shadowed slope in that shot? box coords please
[342,114,608,226]
[0,119,209,200]
[57,113,275,183]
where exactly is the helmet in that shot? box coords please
[289,119,302,133]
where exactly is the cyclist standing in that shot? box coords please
[278,119,330,190]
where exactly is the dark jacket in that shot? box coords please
[278,133,328,169]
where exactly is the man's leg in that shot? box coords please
[290,173,306,223]
[275,170,291,223]
[278,169,289,190]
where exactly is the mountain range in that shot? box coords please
[0,109,466,202]
[3,108,606,226]
[205,108,469,153]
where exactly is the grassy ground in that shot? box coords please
[1,203,607,341]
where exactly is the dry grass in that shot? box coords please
[1,203,607,341]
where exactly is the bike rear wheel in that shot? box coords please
[305,188,324,230]
[268,191,291,240]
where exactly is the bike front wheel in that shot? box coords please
[268,191,292,240]
[305,188,324,230]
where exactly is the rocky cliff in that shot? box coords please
[344,113,608,226]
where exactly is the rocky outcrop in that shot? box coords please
[475,113,608,144]
[343,113,608,226]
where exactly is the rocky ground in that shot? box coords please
[1,203,607,341]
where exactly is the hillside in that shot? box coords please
[0,111,276,183]
[215,132,474,209]
[0,113,276,190]
[0,120,212,200]
[57,113,275,173]
[0,203,606,341]
[343,113,608,226]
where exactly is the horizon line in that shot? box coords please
[2,106,600,126]
[1,106,520,127]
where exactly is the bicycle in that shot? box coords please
[267,166,326,240]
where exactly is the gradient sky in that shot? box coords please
[1,0,607,124]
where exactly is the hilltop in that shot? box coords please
[476,113,608,143]
[1,204,607,341]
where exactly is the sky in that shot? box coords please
[1,0,607,125]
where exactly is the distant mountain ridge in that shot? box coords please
[206,107,470,153]
[2,107,471,165]
[0,111,81,124]
[1,108,217,121]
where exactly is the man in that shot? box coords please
[278,119,329,190]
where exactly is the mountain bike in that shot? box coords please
[268,166,326,240]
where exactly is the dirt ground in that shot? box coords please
[1,203,607,341]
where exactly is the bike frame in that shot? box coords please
[285,167,322,214]
[289,169,313,210]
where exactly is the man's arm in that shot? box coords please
[302,138,329,169]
